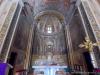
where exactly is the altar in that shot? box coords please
[32,66,68,75]
[32,52,69,75]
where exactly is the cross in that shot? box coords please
[79,37,100,52]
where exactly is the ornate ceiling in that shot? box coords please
[33,0,70,18]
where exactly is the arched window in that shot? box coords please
[47,26,52,33]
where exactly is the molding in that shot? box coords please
[34,10,64,21]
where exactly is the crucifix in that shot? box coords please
[79,37,100,68]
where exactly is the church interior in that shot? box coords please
[0,0,100,75]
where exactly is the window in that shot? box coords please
[47,26,52,33]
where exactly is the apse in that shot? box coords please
[32,14,67,66]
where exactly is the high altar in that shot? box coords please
[32,52,68,75]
